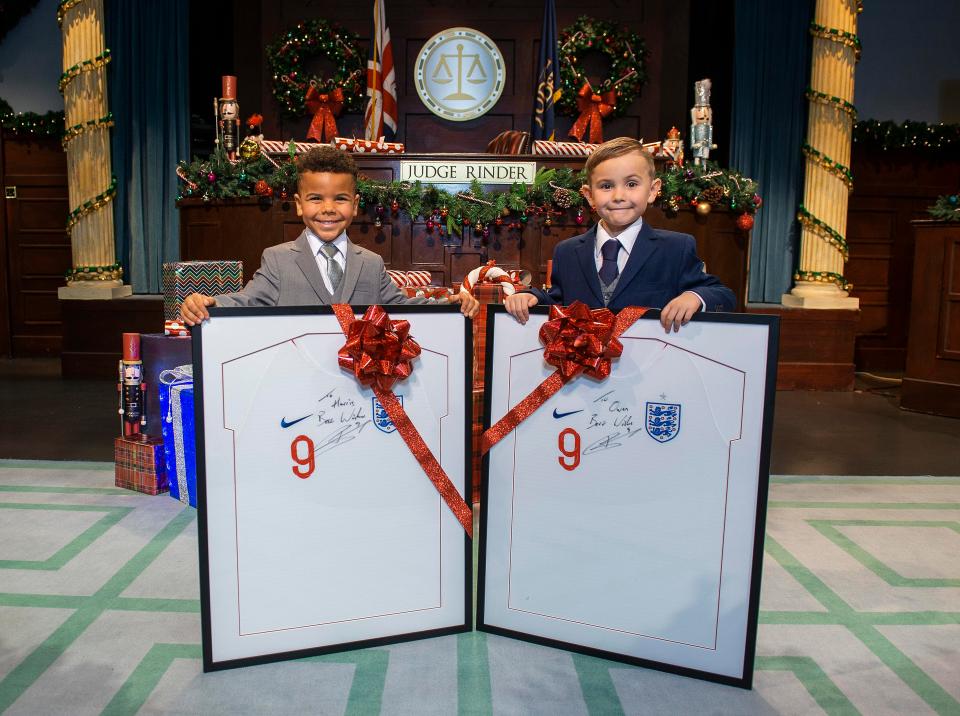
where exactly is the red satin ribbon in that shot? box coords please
[333,304,473,537]
[480,302,648,454]
[306,86,344,143]
[568,84,616,144]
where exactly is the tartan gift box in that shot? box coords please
[161,261,243,321]
[470,283,508,390]
[158,365,197,507]
[471,388,484,505]
[114,435,168,495]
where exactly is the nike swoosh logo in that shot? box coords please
[280,414,312,428]
[552,408,584,419]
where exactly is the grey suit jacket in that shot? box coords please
[215,231,429,307]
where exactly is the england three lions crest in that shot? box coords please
[372,396,401,433]
[645,402,681,443]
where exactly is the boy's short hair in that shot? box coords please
[295,145,359,190]
[584,137,656,183]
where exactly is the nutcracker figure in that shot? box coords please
[660,126,685,168]
[690,79,717,165]
[217,75,240,160]
[118,333,147,436]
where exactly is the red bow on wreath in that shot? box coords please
[568,84,616,144]
[305,85,344,143]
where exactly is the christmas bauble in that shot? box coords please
[254,179,272,196]
[695,201,712,216]
[736,213,755,231]
[239,138,260,161]
[207,172,216,183]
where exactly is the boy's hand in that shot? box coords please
[449,290,481,319]
[504,292,538,324]
[180,293,216,326]
[659,292,702,333]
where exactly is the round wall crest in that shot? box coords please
[414,28,504,122]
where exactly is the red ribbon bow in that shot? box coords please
[337,305,420,391]
[480,301,647,454]
[305,86,344,143]
[333,305,473,537]
[568,84,616,144]
[540,303,623,380]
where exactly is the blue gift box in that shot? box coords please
[159,365,197,507]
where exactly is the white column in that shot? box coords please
[58,0,130,299]
[783,0,859,309]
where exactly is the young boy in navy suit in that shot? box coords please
[505,136,735,332]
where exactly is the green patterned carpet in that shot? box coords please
[0,461,958,715]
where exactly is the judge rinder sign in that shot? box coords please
[415,27,505,122]
[400,160,536,184]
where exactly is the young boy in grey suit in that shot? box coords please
[180,146,479,324]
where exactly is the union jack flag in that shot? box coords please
[364,0,398,141]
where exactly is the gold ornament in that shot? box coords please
[239,137,261,161]
[696,201,712,216]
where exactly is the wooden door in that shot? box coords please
[0,132,70,356]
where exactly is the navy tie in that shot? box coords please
[599,239,621,285]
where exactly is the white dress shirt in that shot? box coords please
[595,218,705,310]
[306,230,349,295]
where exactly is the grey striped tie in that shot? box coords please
[320,242,343,292]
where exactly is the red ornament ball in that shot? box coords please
[736,213,755,231]
[254,180,272,196]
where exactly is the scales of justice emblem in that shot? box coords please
[415,28,505,122]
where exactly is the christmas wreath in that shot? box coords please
[557,16,647,120]
[266,19,365,119]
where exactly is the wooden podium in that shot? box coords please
[177,154,751,310]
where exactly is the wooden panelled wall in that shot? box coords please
[227,0,692,153]
[178,155,750,310]
[0,134,70,357]
[846,149,960,371]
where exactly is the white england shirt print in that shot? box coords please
[505,338,744,649]
[222,333,448,635]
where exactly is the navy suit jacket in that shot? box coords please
[530,222,736,313]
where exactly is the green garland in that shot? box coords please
[809,22,861,60]
[797,205,849,259]
[794,269,851,291]
[58,49,111,92]
[854,120,960,156]
[176,150,761,231]
[557,16,646,119]
[266,20,365,119]
[0,110,65,137]
[66,176,117,232]
[927,194,960,222]
[62,112,113,147]
[802,144,853,192]
[805,88,857,121]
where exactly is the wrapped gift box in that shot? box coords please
[333,137,405,154]
[114,435,168,495]
[469,283,509,390]
[402,286,452,300]
[533,139,599,156]
[471,387,484,504]
[162,261,243,321]
[141,333,193,438]
[158,366,197,507]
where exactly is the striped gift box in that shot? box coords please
[259,140,318,155]
[405,270,432,287]
[387,270,408,287]
[162,261,243,321]
[533,139,599,156]
[114,435,168,495]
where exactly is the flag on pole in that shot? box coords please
[532,0,560,141]
[364,0,398,141]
